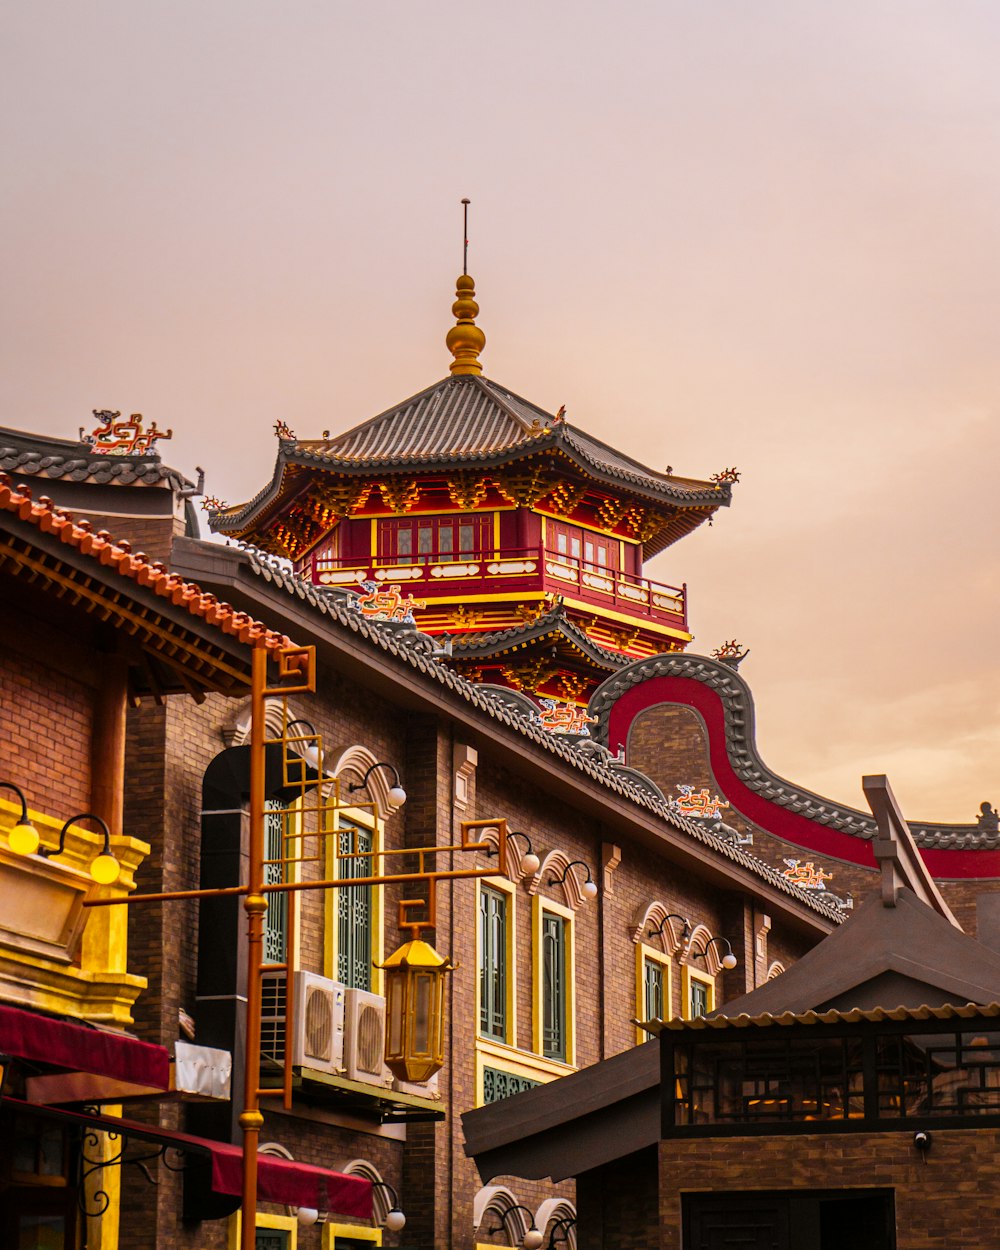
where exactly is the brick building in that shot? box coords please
[1,275,998,1250]
[463,782,1000,1249]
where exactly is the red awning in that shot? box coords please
[0,1004,170,1091]
[3,1099,373,1219]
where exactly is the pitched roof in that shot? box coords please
[647,999,1000,1034]
[210,374,730,554]
[449,604,632,670]
[716,889,1000,1017]
[0,475,292,678]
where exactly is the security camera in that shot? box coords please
[913,1130,932,1152]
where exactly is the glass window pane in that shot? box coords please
[439,528,454,555]
[338,822,373,991]
[542,913,566,1060]
[397,529,412,557]
[557,533,568,555]
[479,887,507,1039]
[459,523,475,552]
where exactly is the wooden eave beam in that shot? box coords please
[0,531,253,690]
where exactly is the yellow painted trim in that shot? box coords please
[681,963,716,1019]
[370,516,377,558]
[531,896,575,1066]
[558,595,691,638]
[325,805,384,997]
[229,1210,298,1249]
[635,944,672,1045]
[473,1037,575,1109]
[324,1222,381,1247]
[534,505,641,543]
[474,876,517,1049]
[493,510,501,549]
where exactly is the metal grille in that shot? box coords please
[337,821,372,991]
[479,887,507,1039]
[542,912,566,1061]
[263,799,287,966]
[483,1066,542,1104]
[689,979,710,1020]
[259,974,287,1065]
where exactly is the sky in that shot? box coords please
[2,2,998,823]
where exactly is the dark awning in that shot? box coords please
[4,1098,373,1218]
[0,1004,170,1095]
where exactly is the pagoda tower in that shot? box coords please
[209,273,734,706]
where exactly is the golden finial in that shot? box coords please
[447,199,485,375]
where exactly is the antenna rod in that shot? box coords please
[461,197,470,275]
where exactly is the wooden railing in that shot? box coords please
[308,546,687,630]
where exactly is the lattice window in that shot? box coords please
[643,956,665,1025]
[479,886,508,1040]
[542,913,566,1061]
[482,1066,541,1104]
[263,799,287,966]
[337,820,373,991]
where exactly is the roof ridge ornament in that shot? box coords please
[447,199,485,376]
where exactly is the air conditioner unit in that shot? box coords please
[393,1072,441,1100]
[344,988,392,1087]
[260,971,346,1076]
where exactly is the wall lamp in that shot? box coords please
[370,1180,406,1232]
[1,785,121,885]
[0,782,41,856]
[689,936,738,971]
[283,719,325,774]
[488,830,541,876]
[547,1216,576,1249]
[348,762,407,808]
[548,860,598,903]
[647,913,692,943]
[487,1204,543,1250]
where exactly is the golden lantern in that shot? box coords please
[377,939,455,1083]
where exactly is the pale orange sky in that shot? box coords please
[2,3,998,822]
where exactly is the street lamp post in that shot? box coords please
[82,643,514,1245]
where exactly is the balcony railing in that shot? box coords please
[307,546,688,631]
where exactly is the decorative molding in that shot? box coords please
[528,850,591,910]
[682,923,725,976]
[601,842,621,896]
[631,901,687,953]
[332,745,403,818]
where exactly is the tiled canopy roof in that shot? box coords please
[647,999,1000,1034]
[449,604,631,670]
[0,475,291,657]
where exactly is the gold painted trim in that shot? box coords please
[230,1211,298,1250]
[325,805,384,996]
[325,1223,381,1247]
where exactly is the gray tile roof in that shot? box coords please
[449,604,631,670]
[204,541,842,923]
[0,426,189,489]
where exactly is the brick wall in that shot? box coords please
[657,1127,1000,1250]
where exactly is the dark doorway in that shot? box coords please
[684,1189,895,1250]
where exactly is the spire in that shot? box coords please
[447,198,485,375]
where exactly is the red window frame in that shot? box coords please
[378,514,492,565]
[548,521,619,572]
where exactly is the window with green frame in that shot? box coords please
[337,819,373,991]
[689,977,710,1019]
[541,912,567,1061]
[263,799,287,966]
[643,956,665,1026]
[479,886,507,1040]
